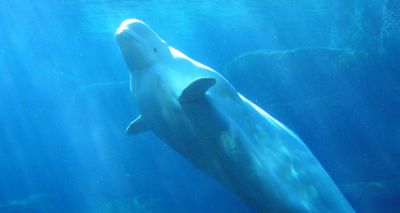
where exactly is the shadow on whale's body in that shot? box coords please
[115,19,354,212]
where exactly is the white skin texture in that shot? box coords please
[116,19,354,213]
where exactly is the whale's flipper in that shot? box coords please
[126,115,148,134]
[179,78,216,103]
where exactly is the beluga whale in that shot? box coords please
[115,19,354,212]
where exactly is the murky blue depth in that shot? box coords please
[0,0,399,212]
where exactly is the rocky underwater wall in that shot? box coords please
[221,1,399,212]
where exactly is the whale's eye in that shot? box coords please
[153,48,158,52]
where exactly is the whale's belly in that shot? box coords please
[132,65,353,213]
[151,91,353,212]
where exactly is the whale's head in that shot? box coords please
[116,19,169,72]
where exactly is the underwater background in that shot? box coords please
[0,0,399,212]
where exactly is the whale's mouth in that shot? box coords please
[116,22,146,46]
[125,30,145,46]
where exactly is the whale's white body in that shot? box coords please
[116,19,354,212]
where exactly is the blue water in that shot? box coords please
[0,0,399,212]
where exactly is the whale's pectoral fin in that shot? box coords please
[179,78,216,103]
[126,115,148,134]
